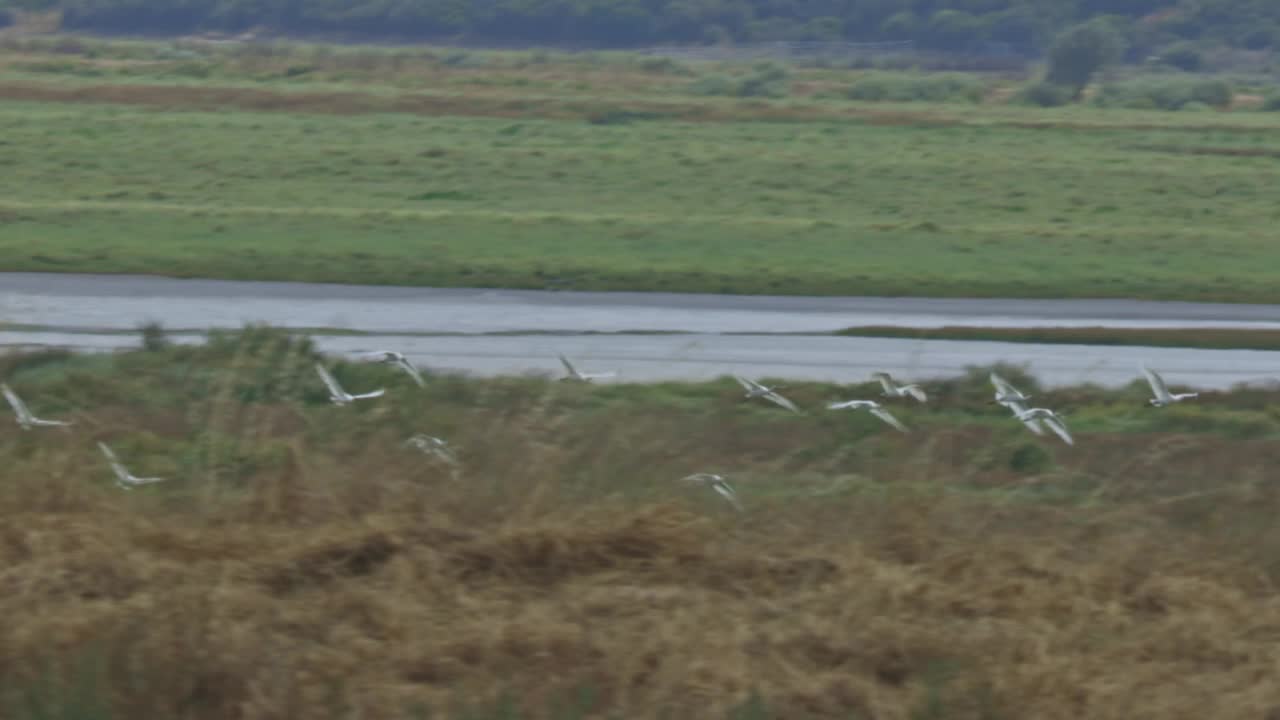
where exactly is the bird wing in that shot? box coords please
[126,476,167,486]
[558,355,579,377]
[315,364,347,399]
[990,372,1022,397]
[681,473,720,483]
[826,399,859,410]
[1044,416,1074,446]
[1,384,32,422]
[904,385,927,403]
[433,447,459,465]
[1008,402,1045,434]
[351,389,385,400]
[31,418,71,427]
[872,373,896,394]
[395,358,426,387]
[870,406,908,432]
[97,443,132,483]
[1141,366,1172,402]
[765,391,800,413]
[711,481,744,512]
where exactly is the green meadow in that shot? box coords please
[0,39,1278,300]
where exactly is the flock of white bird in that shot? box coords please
[2,347,1199,508]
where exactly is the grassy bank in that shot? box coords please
[1,39,1280,300]
[4,328,1280,718]
[838,325,1280,351]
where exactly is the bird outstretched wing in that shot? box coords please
[396,358,426,387]
[314,364,347,399]
[1141,366,1172,403]
[1043,416,1074,446]
[558,355,579,377]
[764,391,800,413]
[1,383,31,423]
[871,406,908,432]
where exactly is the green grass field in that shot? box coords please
[1,37,1279,301]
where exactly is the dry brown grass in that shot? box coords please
[5,342,1280,718]
[6,447,1280,719]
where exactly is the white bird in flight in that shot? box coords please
[558,354,617,383]
[680,473,744,512]
[97,442,166,489]
[1014,407,1074,446]
[2,383,72,430]
[1005,399,1045,436]
[315,364,385,405]
[872,372,927,403]
[734,375,800,413]
[364,350,425,387]
[990,372,1032,407]
[827,399,908,432]
[404,434,458,466]
[1141,365,1199,407]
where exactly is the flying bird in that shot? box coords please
[364,350,425,387]
[1141,365,1199,407]
[1014,407,1074,446]
[827,399,908,432]
[734,375,800,413]
[315,364,385,405]
[872,372,927,403]
[1005,399,1045,436]
[558,354,617,383]
[680,473,744,512]
[404,434,458,466]
[97,442,166,489]
[990,372,1032,407]
[2,383,71,430]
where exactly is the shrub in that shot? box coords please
[1091,78,1234,111]
[685,64,790,99]
[736,61,790,98]
[1261,93,1280,111]
[1008,442,1053,474]
[847,72,986,104]
[139,322,169,352]
[1188,79,1233,108]
[638,56,692,76]
[1016,81,1074,107]
[1044,19,1126,96]
[1158,42,1205,72]
[686,73,736,96]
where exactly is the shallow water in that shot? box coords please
[4,272,1280,334]
[3,272,1279,389]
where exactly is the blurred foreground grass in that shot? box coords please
[4,326,1280,719]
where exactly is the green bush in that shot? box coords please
[1261,93,1280,111]
[736,61,790,98]
[1016,81,1074,107]
[686,73,736,96]
[1008,442,1053,474]
[847,72,986,104]
[1091,78,1234,111]
[1188,79,1233,108]
[1044,19,1125,94]
[1158,42,1205,72]
[685,63,790,99]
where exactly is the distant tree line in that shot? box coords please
[0,0,1274,55]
